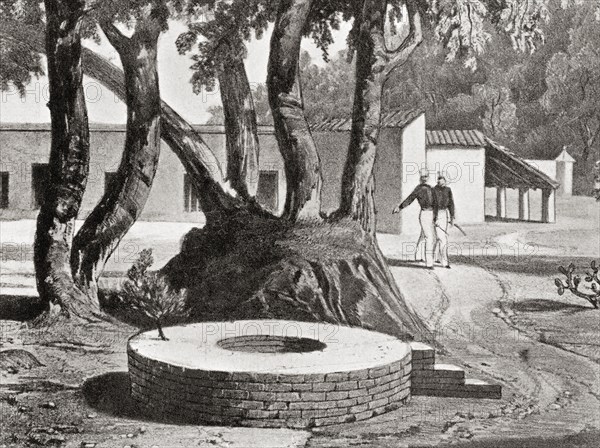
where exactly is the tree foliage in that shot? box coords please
[542,3,600,161]
[0,0,44,94]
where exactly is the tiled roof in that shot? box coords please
[426,129,485,147]
[309,109,423,132]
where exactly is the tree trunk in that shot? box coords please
[217,40,260,200]
[337,0,386,234]
[267,0,323,221]
[71,17,162,299]
[33,0,102,322]
[337,0,422,234]
[156,320,168,341]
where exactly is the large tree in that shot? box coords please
[160,0,550,341]
[2,0,556,339]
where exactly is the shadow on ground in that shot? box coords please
[82,372,220,426]
[0,294,43,321]
[82,372,143,419]
[451,255,595,276]
[412,430,600,448]
[510,298,594,313]
[384,258,434,270]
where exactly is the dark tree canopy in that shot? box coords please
[0,0,44,94]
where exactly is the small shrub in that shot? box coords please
[555,261,599,309]
[121,249,187,340]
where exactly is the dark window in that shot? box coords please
[31,163,49,209]
[105,172,119,194]
[0,172,8,208]
[257,170,279,213]
[183,174,201,212]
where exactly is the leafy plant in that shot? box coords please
[555,261,599,309]
[121,249,187,340]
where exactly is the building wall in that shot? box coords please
[373,126,411,235]
[0,125,286,221]
[427,146,486,224]
[525,159,557,181]
[313,116,425,236]
[312,132,350,215]
[1,119,488,234]
[555,161,573,196]
[524,158,574,196]
[397,115,427,236]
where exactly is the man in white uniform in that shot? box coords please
[393,169,437,269]
[433,174,455,268]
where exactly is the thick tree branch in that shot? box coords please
[99,21,130,55]
[267,0,323,221]
[72,12,163,297]
[216,39,261,201]
[383,0,423,81]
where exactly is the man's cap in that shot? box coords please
[419,168,429,178]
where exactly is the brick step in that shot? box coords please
[412,378,502,399]
[409,342,435,370]
[409,342,502,399]
[412,363,466,386]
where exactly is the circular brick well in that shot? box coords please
[128,320,412,428]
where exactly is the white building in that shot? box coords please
[525,147,576,196]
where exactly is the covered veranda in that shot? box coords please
[485,139,559,223]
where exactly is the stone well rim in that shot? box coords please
[128,320,410,375]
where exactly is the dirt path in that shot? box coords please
[307,258,599,447]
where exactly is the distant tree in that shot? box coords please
[475,80,517,139]
[300,50,354,122]
[542,4,600,161]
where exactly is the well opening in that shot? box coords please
[217,335,327,353]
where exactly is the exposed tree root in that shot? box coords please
[163,215,431,341]
[0,349,44,372]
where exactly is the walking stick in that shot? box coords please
[435,223,467,236]
[454,224,467,236]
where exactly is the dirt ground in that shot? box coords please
[1,196,599,447]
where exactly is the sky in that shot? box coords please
[0,20,351,125]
